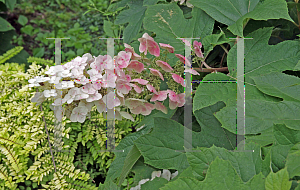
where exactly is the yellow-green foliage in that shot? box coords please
[0,46,23,65]
[0,51,136,189]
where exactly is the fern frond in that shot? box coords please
[27,56,54,67]
[0,164,17,190]
[0,145,20,172]
[0,136,23,146]
[0,46,23,64]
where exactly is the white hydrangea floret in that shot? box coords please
[45,65,64,75]
[43,89,57,98]
[28,76,50,87]
[54,81,74,89]
[62,87,80,104]
[70,106,88,123]
[31,92,46,106]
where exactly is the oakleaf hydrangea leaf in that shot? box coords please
[265,168,292,190]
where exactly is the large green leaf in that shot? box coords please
[202,29,232,55]
[265,168,292,190]
[227,27,300,81]
[106,100,177,183]
[0,17,14,32]
[5,0,16,10]
[114,0,146,43]
[193,28,300,135]
[131,158,157,186]
[103,20,119,38]
[117,144,141,186]
[227,0,293,37]
[143,3,214,66]
[270,144,292,172]
[141,177,168,189]
[245,127,274,147]
[251,72,300,102]
[186,142,269,182]
[273,124,300,146]
[215,100,300,133]
[134,117,216,173]
[189,0,260,26]
[190,0,293,37]
[105,126,151,182]
[286,149,300,179]
[193,101,237,150]
[161,157,266,190]
[285,142,300,179]
[160,177,202,190]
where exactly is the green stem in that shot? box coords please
[220,44,229,54]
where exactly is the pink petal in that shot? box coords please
[140,104,152,116]
[116,51,132,69]
[138,38,147,54]
[115,109,123,121]
[144,103,156,111]
[167,90,179,102]
[175,54,191,67]
[194,47,204,58]
[193,41,202,48]
[130,105,143,115]
[102,91,120,109]
[142,33,154,41]
[147,40,160,57]
[159,43,174,53]
[149,68,164,81]
[150,90,168,102]
[124,43,142,60]
[146,84,158,95]
[131,78,149,85]
[181,39,191,47]
[125,98,146,109]
[130,83,142,93]
[154,101,168,114]
[184,68,200,75]
[125,74,131,82]
[116,79,132,94]
[127,60,145,73]
[94,99,106,113]
[177,93,185,107]
[169,99,178,110]
[156,60,173,72]
[119,111,135,122]
[171,73,186,87]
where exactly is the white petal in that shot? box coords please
[70,113,77,122]
[171,171,178,179]
[151,171,162,181]
[138,179,149,185]
[94,99,106,113]
[119,111,135,122]
[161,169,171,181]
[77,114,86,123]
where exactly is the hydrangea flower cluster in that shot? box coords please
[28,33,202,123]
[130,169,178,190]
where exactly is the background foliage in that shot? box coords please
[0,0,300,189]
